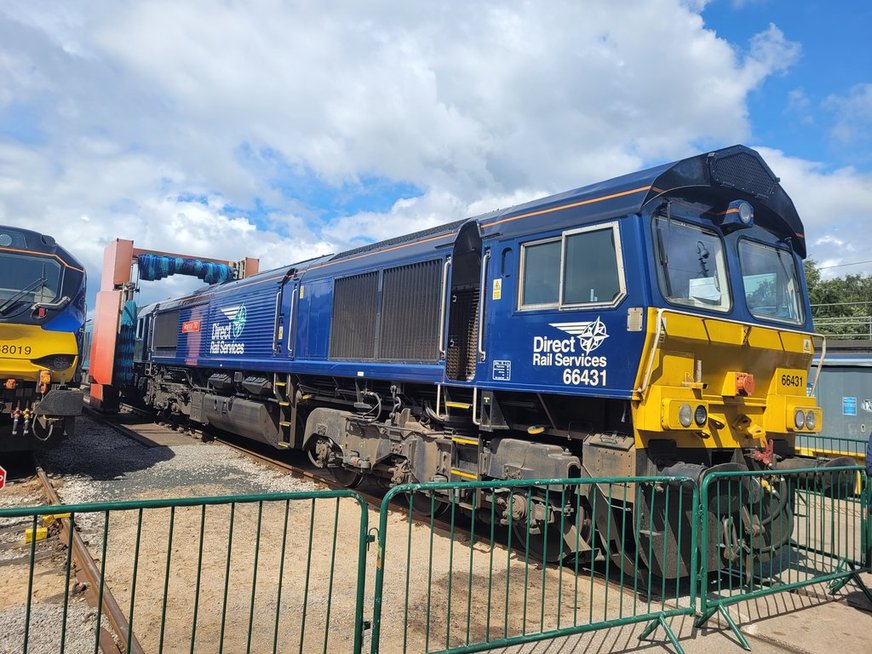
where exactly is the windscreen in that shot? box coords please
[654,217,730,312]
[739,240,803,324]
[0,252,62,316]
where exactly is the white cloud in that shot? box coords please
[756,147,872,277]
[0,1,810,304]
[824,83,872,146]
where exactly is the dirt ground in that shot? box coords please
[63,491,693,654]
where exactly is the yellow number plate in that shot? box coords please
[774,369,806,393]
[0,343,34,357]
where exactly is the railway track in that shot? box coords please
[89,404,483,544]
[91,403,387,503]
[31,456,144,654]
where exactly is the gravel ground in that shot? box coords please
[40,415,316,503]
[0,604,98,654]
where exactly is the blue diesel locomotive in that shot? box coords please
[0,225,86,450]
[131,145,826,574]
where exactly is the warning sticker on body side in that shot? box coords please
[492,360,511,381]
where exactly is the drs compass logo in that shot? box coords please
[210,304,247,355]
[532,317,609,387]
[229,305,247,338]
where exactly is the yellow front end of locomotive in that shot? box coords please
[0,323,78,383]
[632,308,821,452]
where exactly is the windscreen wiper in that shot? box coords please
[0,276,47,315]
[656,203,673,296]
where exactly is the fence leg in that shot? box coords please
[693,606,717,629]
[719,606,751,651]
[827,560,872,604]
[694,605,751,651]
[638,613,685,654]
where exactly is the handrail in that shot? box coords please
[477,249,491,362]
[637,307,666,395]
[437,256,451,359]
[272,290,281,352]
[811,334,826,395]
[287,286,298,357]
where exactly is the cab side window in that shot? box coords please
[563,227,621,305]
[519,222,625,310]
[520,239,561,308]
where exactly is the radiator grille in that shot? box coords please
[152,310,180,351]
[330,272,379,359]
[379,260,442,361]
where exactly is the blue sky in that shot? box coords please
[0,1,871,308]
[704,0,872,169]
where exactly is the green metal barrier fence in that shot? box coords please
[696,465,872,651]
[4,471,872,654]
[370,476,699,654]
[0,490,369,654]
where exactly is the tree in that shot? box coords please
[805,260,872,338]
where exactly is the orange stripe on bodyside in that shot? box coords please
[483,185,653,229]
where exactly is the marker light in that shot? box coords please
[694,405,708,427]
[794,409,806,430]
[679,403,693,428]
[805,410,816,431]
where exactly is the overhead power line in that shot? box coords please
[816,259,872,271]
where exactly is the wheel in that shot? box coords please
[404,492,450,518]
[512,519,571,563]
[331,467,364,488]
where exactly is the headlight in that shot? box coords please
[794,409,805,430]
[31,354,75,371]
[694,405,708,426]
[805,410,816,431]
[679,403,693,428]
